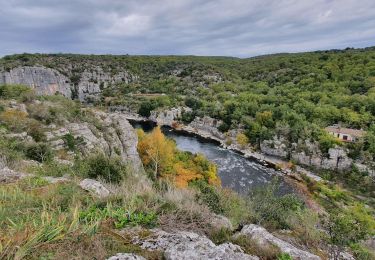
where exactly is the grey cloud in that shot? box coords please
[0,0,374,57]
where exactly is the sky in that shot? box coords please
[0,0,375,58]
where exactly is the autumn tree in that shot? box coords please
[137,126,175,179]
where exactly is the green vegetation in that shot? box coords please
[1,48,375,259]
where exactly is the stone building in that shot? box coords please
[325,125,365,142]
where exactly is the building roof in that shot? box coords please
[325,125,366,137]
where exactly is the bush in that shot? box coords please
[25,142,53,162]
[81,153,127,183]
[80,204,157,229]
[248,178,304,230]
[0,109,28,132]
[62,133,84,151]
[190,180,223,214]
[138,101,155,117]
[0,84,33,99]
[27,120,46,142]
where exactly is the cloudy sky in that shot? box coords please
[1,0,374,57]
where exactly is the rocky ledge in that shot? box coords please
[121,228,259,260]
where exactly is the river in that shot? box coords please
[132,121,294,195]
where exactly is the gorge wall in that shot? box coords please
[0,66,137,102]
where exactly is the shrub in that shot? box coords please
[27,120,46,142]
[79,205,157,229]
[0,84,33,99]
[25,142,53,162]
[248,178,304,230]
[138,101,155,117]
[190,180,223,214]
[236,133,249,147]
[81,153,127,183]
[0,109,28,132]
[277,253,293,260]
[62,133,84,151]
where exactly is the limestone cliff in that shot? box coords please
[0,65,137,102]
[0,66,72,98]
[45,110,142,168]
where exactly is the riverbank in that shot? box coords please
[123,111,323,184]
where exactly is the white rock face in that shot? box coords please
[0,66,72,98]
[260,136,289,158]
[238,225,320,260]
[150,107,191,126]
[0,66,138,102]
[131,229,258,260]
[45,110,142,168]
[185,116,225,141]
[77,68,137,101]
[107,253,146,260]
[79,179,110,198]
[291,145,353,171]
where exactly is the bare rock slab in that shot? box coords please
[237,224,320,260]
[131,229,258,260]
[79,178,110,198]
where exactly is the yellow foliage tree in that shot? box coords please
[236,133,249,148]
[137,126,175,179]
[137,126,221,187]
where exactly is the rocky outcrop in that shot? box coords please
[150,107,190,126]
[79,179,110,198]
[76,67,137,101]
[237,224,320,260]
[107,253,146,260]
[46,110,142,168]
[0,66,137,102]
[130,229,258,260]
[0,66,72,98]
[291,145,353,171]
[183,116,225,142]
[260,136,289,158]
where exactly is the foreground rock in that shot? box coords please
[237,224,320,260]
[107,253,146,260]
[0,167,31,183]
[79,178,110,198]
[129,229,258,260]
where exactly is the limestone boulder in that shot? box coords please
[131,229,258,260]
[79,179,110,198]
[237,224,320,260]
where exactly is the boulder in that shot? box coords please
[0,167,32,183]
[210,214,233,230]
[79,179,110,198]
[237,224,320,260]
[107,253,146,260]
[131,229,258,260]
